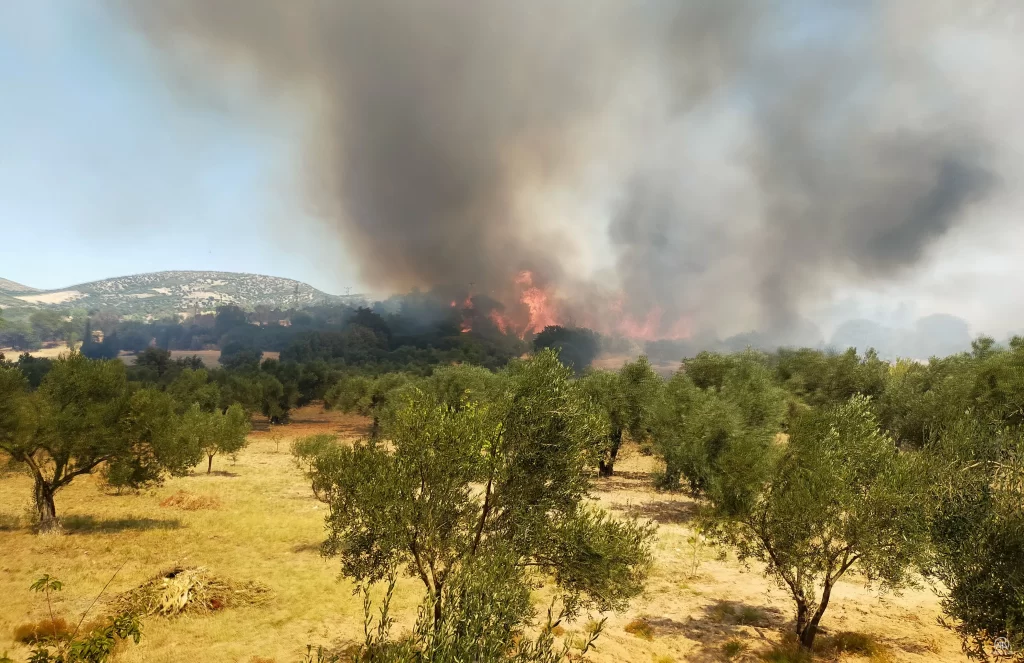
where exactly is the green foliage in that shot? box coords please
[291,434,340,500]
[324,372,413,437]
[927,417,1024,660]
[11,574,143,663]
[419,364,497,410]
[0,353,187,531]
[28,311,66,344]
[653,352,783,495]
[580,356,662,477]
[166,369,221,413]
[177,402,250,473]
[17,354,54,389]
[705,396,930,650]
[219,341,263,371]
[305,564,605,663]
[255,372,297,424]
[103,388,187,491]
[305,350,654,640]
[533,326,601,374]
[132,348,174,378]
[772,347,888,411]
[0,319,41,351]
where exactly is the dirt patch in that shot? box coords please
[249,403,372,439]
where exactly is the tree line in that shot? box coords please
[2,327,1022,660]
[296,340,1024,659]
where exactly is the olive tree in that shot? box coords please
[653,371,742,492]
[180,402,250,473]
[324,372,412,438]
[0,354,189,532]
[706,396,930,651]
[306,350,655,631]
[580,356,661,477]
[654,353,783,493]
[927,416,1024,660]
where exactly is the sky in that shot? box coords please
[0,1,362,295]
[1,1,1023,340]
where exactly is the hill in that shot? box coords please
[0,270,353,318]
[0,278,39,293]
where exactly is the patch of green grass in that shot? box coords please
[722,638,747,659]
[624,617,655,640]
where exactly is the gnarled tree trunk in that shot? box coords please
[598,428,624,478]
[797,581,834,650]
[33,476,59,533]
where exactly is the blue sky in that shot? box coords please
[0,2,358,294]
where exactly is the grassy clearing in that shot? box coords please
[0,406,966,662]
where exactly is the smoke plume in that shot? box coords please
[111,0,1014,340]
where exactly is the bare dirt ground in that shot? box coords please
[0,405,965,663]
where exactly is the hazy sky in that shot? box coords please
[0,1,363,294]
[1,1,1023,339]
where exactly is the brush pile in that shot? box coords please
[115,566,270,617]
[159,490,222,511]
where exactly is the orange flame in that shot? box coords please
[450,271,692,341]
[489,310,509,334]
[515,271,558,334]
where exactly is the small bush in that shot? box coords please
[722,639,746,659]
[15,573,143,663]
[624,617,654,640]
[13,616,73,643]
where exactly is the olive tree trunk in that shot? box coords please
[598,428,624,478]
[33,476,60,533]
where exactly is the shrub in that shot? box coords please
[624,618,654,640]
[12,617,73,644]
[721,639,746,659]
[12,573,143,663]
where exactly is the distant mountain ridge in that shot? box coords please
[0,278,39,293]
[0,270,355,318]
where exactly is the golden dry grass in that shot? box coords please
[0,405,967,662]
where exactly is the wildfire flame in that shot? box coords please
[515,271,558,334]
[452,270,691,341]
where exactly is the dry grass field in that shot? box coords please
[0,345,281,368]
[0,405,966,663]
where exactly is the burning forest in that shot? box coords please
[103,0,1024,346]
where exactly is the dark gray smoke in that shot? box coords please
[111,0,1007,339]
